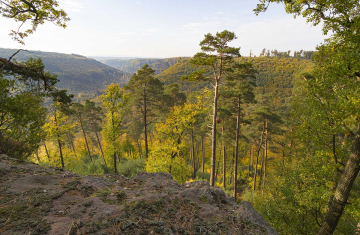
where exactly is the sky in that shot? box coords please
[0,0,328,58]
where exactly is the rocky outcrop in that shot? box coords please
[0,154,277,234]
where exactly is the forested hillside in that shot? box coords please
[0,48,129,100]
[155,56,314,108]
[101,57,179,75]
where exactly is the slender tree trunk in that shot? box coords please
[92,120,106,166]
[79,116,92,161]
[333,134,338,164]
[35,150,40,162]
[197,141,200,170]
[67,131,76,156]
[253,146,259,191]
[259,146,265,190]
[262,119,268,189]
[253,121,265,191]
[113,152,117,174]
[144,95,149,159]
[234,97,241,198]
[136,138,142,158]
[44,142,50,160]
[248,149,251,179]
[210,79,219,186]
[58,139,64,168]
[222,126,226,189]
[201,136,205,172]
[54,111,64,168]
[191,129,196,179]
[66,132,72,151]
[149,132,153,146]
[318,121,360,235]
[111,111,117,174]
[251,145,254,171]
[230,149,234,186]
[215,149,221,180]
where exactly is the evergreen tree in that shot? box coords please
[182,30,241,186]
[84,100,106,166]
[221,62,257,197]
[124,64,165,158]
[71,103,92,162]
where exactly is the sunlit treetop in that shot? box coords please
[0,0,70,44]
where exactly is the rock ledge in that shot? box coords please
[0,154,277,234]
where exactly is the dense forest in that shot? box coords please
[1,0,360,235]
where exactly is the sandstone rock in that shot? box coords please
[0,154,278,234]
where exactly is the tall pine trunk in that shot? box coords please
[201,136,205,172]
[144,94,149,159]
[248,149,251,179]
[58,139,64,168]
[191,129,196,179]
[222,126,226,190]
[210,79,219,186]
[262,119,268,189]
[234,97,241,198]
[113,152,117,174]
[253,121,265,191]
[258,146,265,190]
[111,111,117,174]
[251,145,254,171]
[318,121,360,235]
[196,141,200,170]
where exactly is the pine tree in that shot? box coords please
[124,64,165,158]
[84,100,107,166]
[182,30,241,186]
[221,62,257,197]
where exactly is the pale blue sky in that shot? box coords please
[0,0,328,58]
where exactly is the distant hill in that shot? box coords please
[91,56,139,61]
[101,58,181,75]
[0,48,130,100]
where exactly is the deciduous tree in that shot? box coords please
[101,83,123,174]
